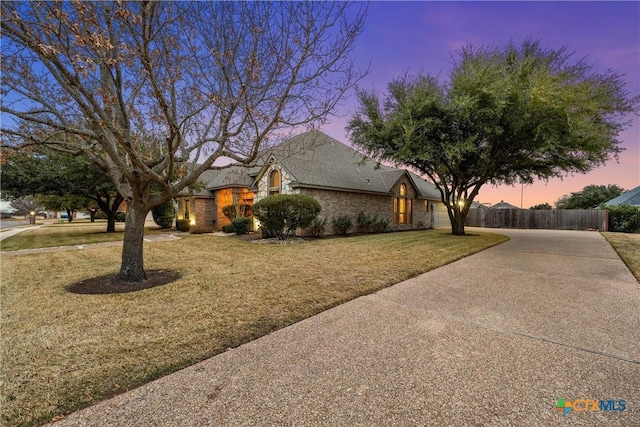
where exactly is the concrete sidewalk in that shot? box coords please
[49,229,639,426]
[0,224,40,242]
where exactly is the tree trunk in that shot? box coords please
[90,210,97,222]
[66,208,73,223]
[450,211,467,235]
[96,193,124,232]
[107,210,118,232]
[116,202,149,282]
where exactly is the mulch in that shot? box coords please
[65,270,181,294]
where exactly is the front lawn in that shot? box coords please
[1,229,507,426]
[602,232,640,282]
[1,222,166,251]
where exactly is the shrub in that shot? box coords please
[176,219,191,232]
[332,215,353,235]
[94,210,108,220]
[607,204,640,233]
[356,211,375,233]
[253,194,321,240]
[232,217,252,235]
[308,217,327,237]
[152,200,175,229]
[115,212,126,222]
[371,217,391,233]
[189,226,210,234]
[221,224,236,233]
[222,204,252,221]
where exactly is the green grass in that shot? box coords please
[1,222,167,251]
[1,229,508,426]
[602,232,640,283]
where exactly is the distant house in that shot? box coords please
[490,200,520,210]
[175,130,443,235]
[603,185,640,207]
[0,199,15,218]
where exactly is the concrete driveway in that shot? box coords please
[50,229,639,426]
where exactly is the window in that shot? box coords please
[269,170,281,195]
[394,183,412,225]
[184,199,190,220]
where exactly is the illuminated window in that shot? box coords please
[269,170,281,195]
[184,199,190,220]
[394,184,412,225]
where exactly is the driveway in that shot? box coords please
[50,229,639,426]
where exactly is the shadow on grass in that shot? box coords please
[65,270,181,294]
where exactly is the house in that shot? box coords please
[603,185,640,207]
[176,165,259,232]
[176,130,443,235]
[490,200,520,210]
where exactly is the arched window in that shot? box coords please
[394,183,412,225]
[269,170,281,195]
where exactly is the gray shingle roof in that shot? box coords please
[202,165,260,191]
[604,185,640,207]
[261,130,440,198]
[490,201,520,209]
[196,130,440,199]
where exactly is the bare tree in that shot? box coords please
[9,195,44,217]
[1,1,366,281]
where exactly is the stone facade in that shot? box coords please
[255,164,296,199]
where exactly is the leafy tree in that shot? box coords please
[348,40,639,235]
[35,194,88,222]
[0,149,124,231]
[253,194,321,239]
[529,203,553,210]
[1,2,365,281]
[555,184,625,209]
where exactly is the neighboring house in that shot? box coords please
[176,130,443,235]
[603,185,640,207]
[469,201,489,209]
[490,200,520,210]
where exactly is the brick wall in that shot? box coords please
[253,167,438,236]
[193,197,216,232]
[297,187,435,236]
[176,196,216,232]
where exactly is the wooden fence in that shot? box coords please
[465,209,608,231]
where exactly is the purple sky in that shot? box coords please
[320,1,640,207]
